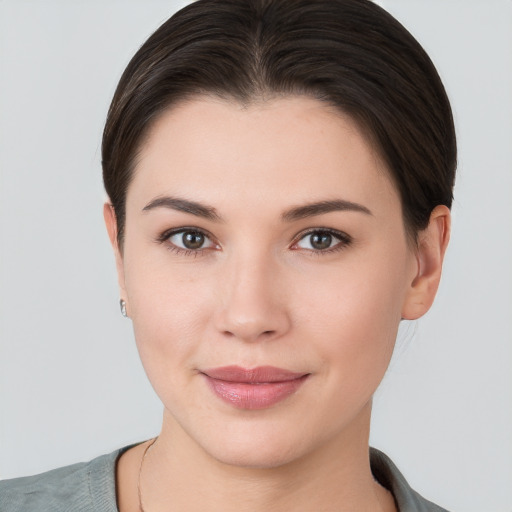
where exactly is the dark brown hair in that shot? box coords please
[102,0,456,246]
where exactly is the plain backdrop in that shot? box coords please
[1,1,511,511]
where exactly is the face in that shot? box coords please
[110,96,423,468]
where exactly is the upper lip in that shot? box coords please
[201,365,308,383]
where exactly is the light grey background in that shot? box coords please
[1,1,511,511]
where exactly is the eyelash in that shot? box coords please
[156,227,352,257]
[291,228,353,255]
[156,227,218,257]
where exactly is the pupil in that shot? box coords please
[183,232,204,249]
[311,232,332,250]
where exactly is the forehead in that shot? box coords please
[128,95,399,218]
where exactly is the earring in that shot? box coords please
[120,299,128,318]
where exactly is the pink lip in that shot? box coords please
[201,366,309,410]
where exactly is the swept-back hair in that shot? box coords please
[102,0,456,246]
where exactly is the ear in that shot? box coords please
[103,202,128,313]
[402,205,451,320]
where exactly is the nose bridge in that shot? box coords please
[215,247,289,342]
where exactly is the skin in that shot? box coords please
[105,96,450,512]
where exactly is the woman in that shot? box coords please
[1,0,455,510]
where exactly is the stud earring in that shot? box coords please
[120,299,128,318]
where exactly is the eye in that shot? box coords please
[293,229,351,252]
[159,228,218,254]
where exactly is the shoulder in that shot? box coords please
[370,448,450,512]
[0,446,127,512]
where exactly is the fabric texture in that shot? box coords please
[0,446,449,511]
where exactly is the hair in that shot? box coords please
[102,0,456,247]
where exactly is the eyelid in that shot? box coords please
[290,227,352,252]
[156,226,351,256]
[157,226,220,253]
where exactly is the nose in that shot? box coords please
[213,253,291,343]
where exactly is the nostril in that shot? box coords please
[221,329,276,341]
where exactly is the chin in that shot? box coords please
[191,415,319,470]
[208,438,304,470]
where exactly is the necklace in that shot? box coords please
[137,437,158,512]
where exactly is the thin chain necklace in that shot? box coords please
[137,437,158,512]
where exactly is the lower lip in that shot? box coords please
[204,375,309,410]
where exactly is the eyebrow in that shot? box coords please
[142,196,223,222]
[142,196,372,222]
[281,199,372,222]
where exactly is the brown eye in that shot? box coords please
[294,229,351,252]
[309,232,333,250]
[181,231,205,249]
[166,229,216,252]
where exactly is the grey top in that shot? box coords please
[0,446,449,511]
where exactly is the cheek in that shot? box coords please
[295,248,410,386]
[123,251,216,386]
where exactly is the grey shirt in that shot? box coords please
[0,446,449,511]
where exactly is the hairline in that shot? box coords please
[114,90,419,253]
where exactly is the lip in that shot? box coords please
[201,366,309,410]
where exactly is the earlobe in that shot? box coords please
[402,205,451,320]
[103,202,128,306]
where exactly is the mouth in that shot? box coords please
[201,366,310,410]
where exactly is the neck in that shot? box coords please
[138,404,394,512]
